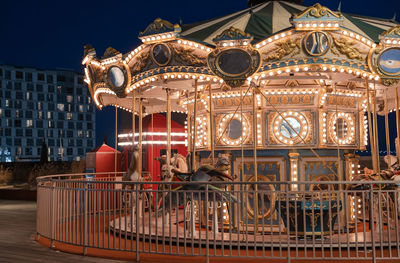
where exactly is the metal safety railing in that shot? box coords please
[36,173,400,262]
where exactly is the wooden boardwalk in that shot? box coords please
[0,199,126,263]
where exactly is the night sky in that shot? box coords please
[1,0,399,150]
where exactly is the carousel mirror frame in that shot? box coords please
[106,65,128,97]
[303,31,331,57]
[216,112,251,146]
[328,112,355,145]
[272,111,309,145]
[208,46,261,87]
[150,43,172,66]
[376,47,400,77]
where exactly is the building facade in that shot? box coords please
[0,64,96,162]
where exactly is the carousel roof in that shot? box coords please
[180,1,398,45]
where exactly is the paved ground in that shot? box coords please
[0,199,127,263]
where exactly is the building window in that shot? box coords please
[76,122,82,129]
[0,109,2,117]
[57,103,64,111]
[25,111,33,118]
[15,71,23,79]
[15,110,22,118]
[25,148,32,156]
[47,75,53,83]
[48,103,54,111]
[86,114,91,121]
[78,114,83,121]
[86,131,91,138]
[6,138,12,146]
[5,110,11,117]
[67,130,73,137]
[48,139,54,147]
[14,82,22,90]
[67,148,73,156]
[27,139,33,146]
[26,129,32,137]
[25,72,32,82]
[26,92,32,100]
[15,91,23,100]
[47,130,53,137]
[38,111,43,119]
[27,101,34,109]
[14,119,22,127]
[57,121,64,129]
[68,139,74,147]
[47,112,52,119]
[66,95,73,103]
[14,101,22,109]
[27,83,34,91]
[58,112,64,120]
[87,122,92,129]
[5,70,11,80]
[14,138,21,146]
[5,128,11,136]
[16,129,23,137]
[77,148,83,155]
[48,120,54,128]
[66,113,73,120]
[57,75,66,82]
[68,122,74,129]
[36,84,43,92]
[87,140,93,147]
[37,102,42,110]
[26,119,33,127]
[37,129,44,137]
[36,120,43,128]
[5,119,11,127]
[79,105,84,112]
[37,73,45,81]
[77,130,83,137]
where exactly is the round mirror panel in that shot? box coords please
[152,44,171,66]
[217,49,252,76]
[336,118,348,139]
[378,48,400,76]
[280,117,301,139]
[226,119,242,140]
[108,67,125,88]
[304,31,329,56]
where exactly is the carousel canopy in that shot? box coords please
[180,1,397,45]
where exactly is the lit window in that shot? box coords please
[79,105,83,112]
[26,120,33,127]
[77,130,83,137]
[47,112,52,119]
[66,95,73,103]
[57,103,64,111]
[66,113,73,120]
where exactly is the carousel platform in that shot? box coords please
[109,210,400,249]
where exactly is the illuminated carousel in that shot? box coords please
[81,0,400,240]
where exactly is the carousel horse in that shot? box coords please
[121,145,143,219]
[156,154,237,221]
[347,155,400,231]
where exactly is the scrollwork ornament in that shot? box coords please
[262,37,301,62]
[171,43,207,66]
[382,78,399,86]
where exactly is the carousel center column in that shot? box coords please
[288,151,300,191]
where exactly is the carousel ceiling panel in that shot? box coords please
[99,94,185,114]
[179,1,398,45]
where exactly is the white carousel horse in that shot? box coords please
[350,155,400,232]
[122,145,143,221]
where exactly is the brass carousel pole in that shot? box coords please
[372,83,381,174]
[192,80,198,171]
[252,85,258,231]
[385,88,391,166]
[209,84,214,165]
[114,105,118,173]
[395,87,400,161]
[166,88,172,176]
[186,92,191,169]
[366,81,377,172]
[132,93,135,146]
[138,98,143,178]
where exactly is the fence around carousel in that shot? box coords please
[36,173,400,262]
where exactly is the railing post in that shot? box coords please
[83,181,87,256]
[50,180,55,248]
[369,186,376,263]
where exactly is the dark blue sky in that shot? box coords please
[1,0,399,149]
